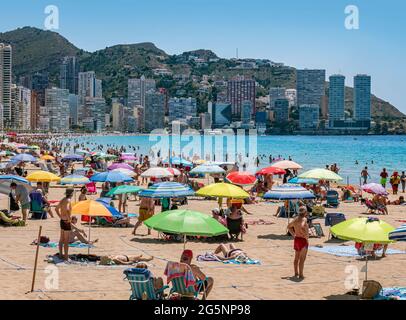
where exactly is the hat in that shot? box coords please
[182,249,193,259]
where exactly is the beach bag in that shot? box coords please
[361,280,382,299]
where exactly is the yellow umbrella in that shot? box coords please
[196,182,250,199]
[40,155,55,161]
[71,200,113,253]
[26,171,61,182]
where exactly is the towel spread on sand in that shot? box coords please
[375,287,406,300]
[196,252,261,265]
[38,241,93,249]
[309,245,405,257]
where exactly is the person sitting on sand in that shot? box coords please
[69,216,98,245]
[180,250,214,299]
[355,242,388,258]
[388,196,405,205]
[287,206,309,280]
[78,186,87,202]
[100,254,153,265]
[213,243,248,261]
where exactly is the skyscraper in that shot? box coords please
[0,43,12,129]
[128,76,156,108]
[328,74,345,127]
[60,56,80,94]
[241,100,252,126]
[31,72,49,108]
[297,69,326,107]
[68,94,79,126]
[274,98,290,123]
[78,71,97,98]
[83,97,106,132]
[354,74,371,127]
[168,97,197,122]
[227,76,256,120]
[144,92,165,132]
[269,87,286,108]
[11,85,31,130]
[45,88,70,132]
[299,104,320,129]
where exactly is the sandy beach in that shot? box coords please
[1,174,405,300]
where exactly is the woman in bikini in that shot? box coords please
[213,243,247,261]
[99,254,154,265]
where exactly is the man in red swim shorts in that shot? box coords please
[288,206,309,279]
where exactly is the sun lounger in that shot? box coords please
[123,268,168,300]
[325,190,340,208]
[226,217,244,240]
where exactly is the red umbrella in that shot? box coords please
[226,171,257,185]
[256,167,286,175]
[7,132,17,137]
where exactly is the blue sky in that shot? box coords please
[1,0,405,113]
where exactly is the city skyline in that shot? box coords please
[1,0,405,113]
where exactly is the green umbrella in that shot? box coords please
[106,185,144,196]
[144,209,229,248]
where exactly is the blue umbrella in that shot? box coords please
[62,154,84,162]
[288,177,319,185]
[0,175,32,195]
[11,154,37,162]
[162,157,193,166]
[389,224,406,242]
[90,171,133,183]
[95,198,122,218]
[263,184,315,200]
[138,182,195,198]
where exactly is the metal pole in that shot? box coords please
[30,226,42,292]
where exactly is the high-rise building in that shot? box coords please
[241,100,252,125]
[328,75,345,127]
[297,69,326,107]
[78,71,102,123]
[168,97,197,122]
[200,112,212,130]
[83,97,106,132]
[60,56,79,94]
[31,72,49,108]
[45,88,70,132]
[111,100,125,131]
[11,85,31,131]
[211,102,232,128]
[274,98,290,123]
[354,74,371,127]
[227,76,256,120]
[128,76,156,108]
[0,43,12,129]
[30,91,39,131]
[269,87,286,108]
[299,104,320,129]
[68,94,79,126]
[144,92,164,132]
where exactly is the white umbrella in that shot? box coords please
[112,168,136,177]
[271,160,303,170]
[141,167,173,178]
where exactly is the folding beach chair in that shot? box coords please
[29,191,47,220]
[227,217,244,241]
[325,213,346,239]
[326,190,340,208]
[123,268,168,300]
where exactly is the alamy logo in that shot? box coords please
[44,5,59,30]
[344,5,360,30]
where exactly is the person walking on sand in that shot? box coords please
[361,167,370,185]
[287,206,309,279]
[55,188,74,261]
[390,172,401,195]
[380,168,388,188]
[401,171,406,193]
[132,184,155,235]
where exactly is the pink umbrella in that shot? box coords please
[361,183,388,196]
[120,155,137,161]
[108,163,134,171]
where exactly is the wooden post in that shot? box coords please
[30,226,42,293]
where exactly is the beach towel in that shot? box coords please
[375,287,406,300]
[35,241,93,249]
[164,261,195,287]
[196,252,261,265]
[309,245,405,257]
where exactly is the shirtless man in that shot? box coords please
[287,206,309,279]
[55,189,74,261]
[132,187,155,235]
[180,250,214,300]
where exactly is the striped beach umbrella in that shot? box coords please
[389,224,406,242]
[138,182,195,198]
[263,184,316,200]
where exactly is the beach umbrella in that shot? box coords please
[106,185,144,196]
[120,154,137,161]
[190,164,225,175]
[271,160,302,170]
[256,166,286,176]
[138,182,195,199]
[11,154,37,163]
[166,167,181,176]
[144,209,229,248]
[193,159,206,165]
[108,163,134,171]
[90,171,133,183]
[226,171,256,186]
[331,217,395,280]
[389,224,406,242]
[0,175,32,196]
[288,177,319,185]
[196,182,249,199]
[263,184,316,200]
[40,155,55,161]
[361,183,388,196]
[111,168,136,177]
[97,154,118,161]
[163,157,193,166]
[298,168,343,181]
[26,171,61,183]
[29,145,40,150]
[61,154,84,162]
[72,200,114,254]
[60,175,90,185]
[141,167,173,178]
[75,149,91,155]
